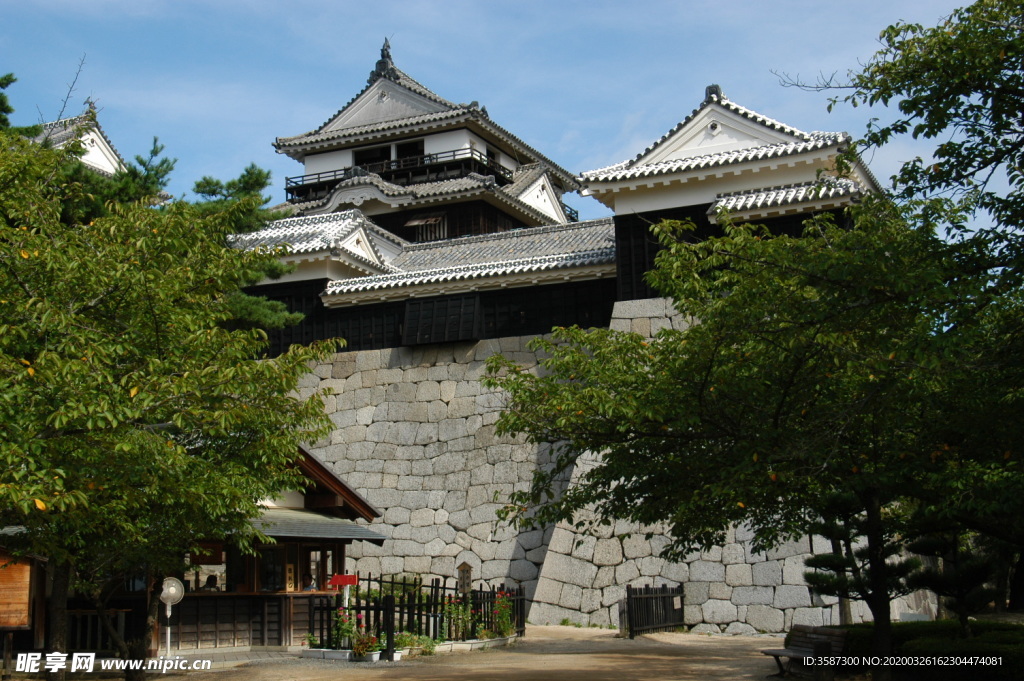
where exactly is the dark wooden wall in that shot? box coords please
[252,278,618,357]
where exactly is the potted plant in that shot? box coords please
[331,607,358,650]
[351,627,381,662]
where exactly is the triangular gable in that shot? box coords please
[333,223,395,272]
[321,78,453,133]
[636,102,803,167]
[517,173,567,223]
[77,127,125,176]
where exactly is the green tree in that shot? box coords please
[484,198,1022,678]
[0,72,41,136]
[0,128,338,678]
[193,164,302,332]
[826,0,1024,231]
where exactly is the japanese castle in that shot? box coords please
[236,40,878,356]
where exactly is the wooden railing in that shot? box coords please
[284,148,514,202]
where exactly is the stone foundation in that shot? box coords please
[299,298,933,631]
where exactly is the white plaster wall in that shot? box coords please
[304,149,354,176]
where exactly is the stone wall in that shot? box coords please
[298,298,933,631]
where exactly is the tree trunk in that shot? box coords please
[863,494,893,681]
[831,537,854,625]
[1008,553,1024,611]
[45,561,71,681]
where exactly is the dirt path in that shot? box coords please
[194,626,785,681]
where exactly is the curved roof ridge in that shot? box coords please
[401,217,615,253]
[324,244,616,296]
[581,134,849,183]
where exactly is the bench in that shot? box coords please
[761,624,847,677]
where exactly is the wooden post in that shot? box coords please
[3,631,12,681]
[381,595,395,661]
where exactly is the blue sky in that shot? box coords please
[3,1,966,220]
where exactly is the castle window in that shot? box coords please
[353,145,391,168]
[396,139,424,160]
[405,212,447,241]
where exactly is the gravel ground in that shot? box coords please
[173,625,786,681]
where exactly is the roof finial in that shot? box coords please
[369,38,401,86]
[704,84,724,103]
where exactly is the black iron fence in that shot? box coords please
[310,573,527,657]
[622,584,685,639]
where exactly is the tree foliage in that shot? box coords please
[484,197,1024,668]
[824,0,1024,230]
[0,127,338,674]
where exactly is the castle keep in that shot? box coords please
[237,43,931,631]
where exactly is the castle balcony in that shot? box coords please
[285,148,514,204]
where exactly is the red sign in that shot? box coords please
[327,574,358,588]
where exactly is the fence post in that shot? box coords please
[381,595,395,661]
[625,586,635,639]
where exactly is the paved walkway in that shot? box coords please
[171,626,786,680]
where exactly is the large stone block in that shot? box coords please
[721,543,745,565]
[751,561,782,587]
[725,563,752,587]
[543,552,600,589]
[517,529,545,551]
[570,535,597,561]
[731,586,774,606]
[791,607,825,627]
[383,507,411,525]
[745,604,785,633]
[684,582,710,605]
[638,556,665,577]
[581,589,602,613]
[701,599,737,624]
[559,584,584,610]
[531,578,562,605]
[593,538,623,566]
[509,559,538,582]
[601,584,625,608]
[782,556,808,585]
[593,566,615,589]
[615,562,640,584]
[622,535,652,559]
[708,582,733,600]
[724,622,757,636]
[662,561,689,584]
[773,585,812,609]
[689,561,726,582]
[766,538,809,561]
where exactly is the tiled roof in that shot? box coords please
[33,107,126,175]
[253,508,386,544]
[580,87,849,184]
[229,210,404,270]
[710,178,864,215]
[287,172,556,225]
[276,109,468,149]
[325,218,615,295]
[632,90,817,165]
[580,133,848,183]
[275,44,578,190]
[502,163,548,199]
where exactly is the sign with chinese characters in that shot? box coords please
[0,550,32,630]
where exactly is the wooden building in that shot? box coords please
[240,50,876,360]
